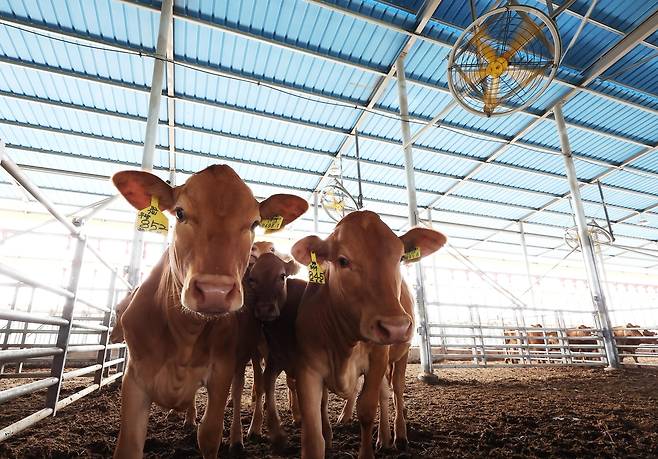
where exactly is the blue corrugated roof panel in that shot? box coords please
[520,119,644,163]
[375,80,454,119]
[601,170,658,196]
[317,0,418,29]
[402,39,451,86]
[442,105,535,138]
[563,0,658,34]
[527,82,572,113]
[562,92,658,145]
[472,163,571,195]
[545,199,634,222]
[455,181,554,209]
[175,98,345,153]
[436,195,531,221]
[602,43,658,97]
[174,19,379,104]
[175,130,333,175]
[173,0,407,72]
[629,152,658,174]
[586,78,658,111]
[357,111,423,142]
[580,185,658,211]
[525,210,575,228]
[174,66,360,131]
[611,223,658,240]
[414,125,503,159]
[494,145,609,181]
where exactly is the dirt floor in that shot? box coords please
[1,363,658,458]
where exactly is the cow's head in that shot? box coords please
[246,252,299,321]
[291,211,446,345]
[641,328,657,344]
[250,241,276,269]
[113,166,307,317]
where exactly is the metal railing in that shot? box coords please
[0,148,131,442]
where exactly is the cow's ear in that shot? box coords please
[399,227,447,263]
[259,194,308,229]
[291,236,327,265]
[284,259,300,277]
[112,171,175,211]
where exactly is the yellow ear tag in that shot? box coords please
[402,247,421,262]
[308,252,325,284]
[260,215,284,233]
[135,196,169,235]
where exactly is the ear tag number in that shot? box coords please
[308,252,325,284]
[260,215,284,233]
[136,196,169,235]
[402,247,421,262]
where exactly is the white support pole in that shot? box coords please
[313,191,319,233]
[126,0,174,286]
[554,103,619,369]
[396,55,438,384]
[518,222,536,307]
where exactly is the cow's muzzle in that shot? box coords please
[183,274,242,315]
[368,315,413,345]
[254,303,280,322]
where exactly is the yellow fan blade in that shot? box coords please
[483,76,500,115]
[462,66,489,87]
[471,26,497,63]
[503,13,550,61]
[506,63,550,90]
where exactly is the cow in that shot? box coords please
[241,252,306,450]
[613,323,657,363]
[566,325,599,358]
[290,210,447,459]
[503,324,546,363]
[111,165,307,459]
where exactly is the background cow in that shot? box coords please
[614,323,657,363]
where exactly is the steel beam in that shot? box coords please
[554,102,619,369]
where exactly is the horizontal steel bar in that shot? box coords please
[428,323,600,332]
[100,371,124,387]
[0,376,58,404]
[431,362,606,369]
[70,322,108,332]
[0,372,51,379]
[55,384,99,411]
[425,302,595,314]
[0,311,68,327]
[0,347,62,363]
[0,330,102,336]
[62,364,102,380]
[75,298,110,313]
[105,343,127,350]
[0,263,74,299]
[67,345,105,353]
[102,357,125,368]
[0,407,53,442]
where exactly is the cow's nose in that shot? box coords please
[373,316,412,344]
[186,274,241,314]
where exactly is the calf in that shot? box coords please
[291,210,446,459]
[566,325,599,358]
[614,323,657,363]
[243,252,306,449]
[111,165,307,459]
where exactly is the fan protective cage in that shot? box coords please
[448,5,561,117]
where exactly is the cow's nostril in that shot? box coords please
[376,320,392,340]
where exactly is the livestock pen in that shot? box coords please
[1,0,658,458]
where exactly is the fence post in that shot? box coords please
[16,287,35,374]
[45,236,86,413]
[94,271,117,387]
[1,285,20,374]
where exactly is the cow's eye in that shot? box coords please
[270,247,275,253]
[338,256,350,268]
[251,220,260,231]
[175,207,186,223]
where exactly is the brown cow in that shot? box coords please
[111,165,307,459]
[291,210,446,458]
[614,323,657,363]
[503,324,546,363]
[566,325,599,358]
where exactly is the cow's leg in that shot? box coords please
[286,373,302,426]
[197,362,233,459]
[376,377,392,450]
[229,365,246,453]
[247,358,265,438]
[357,358,387,459]
[337,390,356,424]
[114,369,151,459]
[321,385,333,450]
[184,392,198,428]
[297,368,325,459]
[392,357,408,450]
[264,362,287,450]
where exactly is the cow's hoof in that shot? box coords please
[229,442,245,458]
[395,438,409,451]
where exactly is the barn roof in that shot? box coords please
[0,0,657,268]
